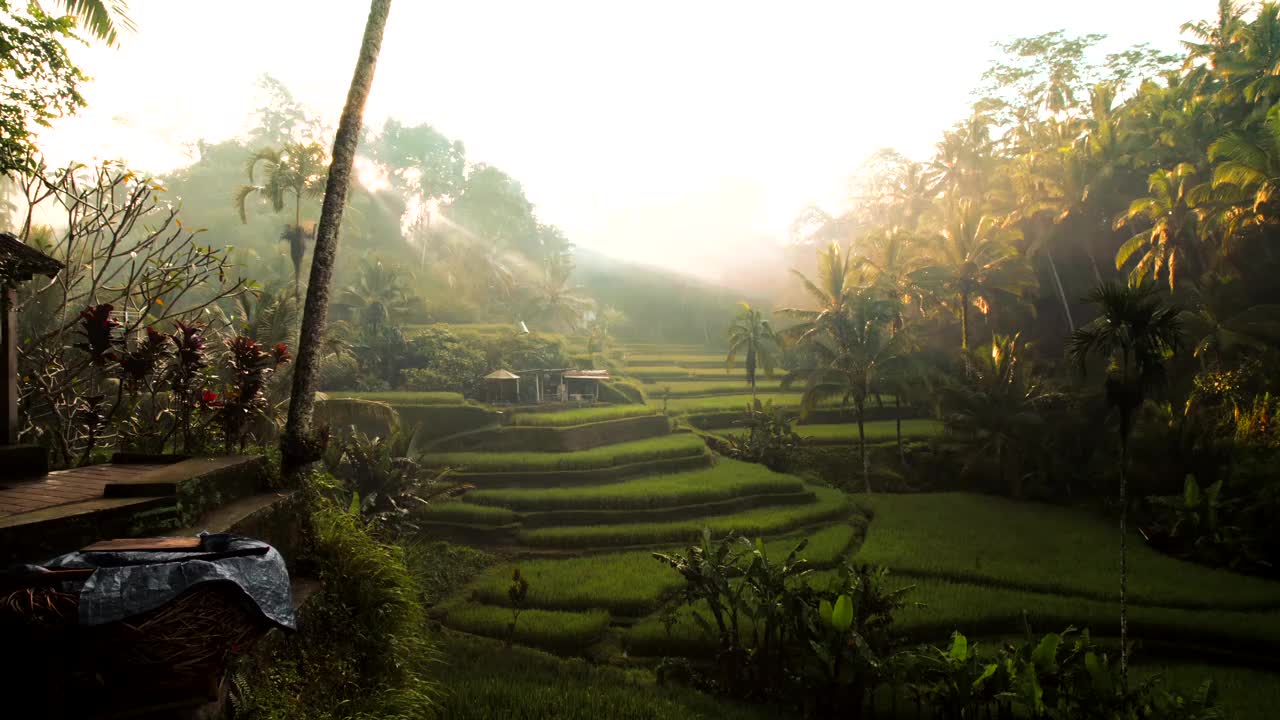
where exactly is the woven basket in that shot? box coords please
[1,578,269,694]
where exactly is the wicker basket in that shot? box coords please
[1,577,269,696]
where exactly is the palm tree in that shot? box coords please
[726,302,781,403]
[283,0,392,476]
[1114,163,1206,291]
[850,227,931,333]
[1209,103,1280,238]
[944,333,1049,499]
[335,255,424,329]
[777,241,859,345]
[527,263,590,333]
[235,142,329,295]
[52,1,134,45]
[1068,281,1184,692]
[927,200,1031,354]
[784,297,906,492]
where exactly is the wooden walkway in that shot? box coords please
[0,463,168,519]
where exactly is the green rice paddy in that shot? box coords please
[464,459,806,512]
[718,419,944,443]
[321,390,466,405]
[854,493,1280,610]
[509,405,658,427]
[423,434,708,472]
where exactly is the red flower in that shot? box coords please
[200,389,222,408]
[273,342,292,365]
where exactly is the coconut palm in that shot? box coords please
[784,296,907,492]
[235,142,329,295]
[926,200,1032,354]
[335,255,424,329]
[1068,281,1184,692]
[284,0,392,475]
[1114,163,1207,291]
[1209,103,1280,237]
[726,302,781,403]
[944,333,1050,499]
[776,241,859,345]
[527,263,590,333]
[851,227,932,333]
[52,0,134,45]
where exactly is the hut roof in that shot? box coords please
[564,370,610,380]
[0,232,63,286]
[483,369,521,381]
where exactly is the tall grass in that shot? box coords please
[423,434,708,472]
[855,493,1280,610]
[435,633,786,720]
[465,459,805,512]
[518,486,852,548]
[509,405,658,427]
[417,502,520,526]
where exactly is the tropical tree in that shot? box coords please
[1067,281,1184,692]
[1209,103,1280,239]
[1114,163,1206,291]
[944,333,1050,499]
[784,296,907,492]
[526,262,590,333]
[283,0,392,476]
[334,255,424,329]
[927,200,1031,353]
[234,142,329,294]
[48,0,132,44]
[850,227,931,333]
[726,302,781,403]
[776,241,860,345]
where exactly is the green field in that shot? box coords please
[625,353,734,366]
[465,459,805,512]
[439,602,611,653]
[517,486,852,548]
[854,493,1280,610]
[459,523,860,616]
[717,419,943,443]
[322,390,466,405]
[509,405,658,427]
[423,434,708,472]
[416,502,520,526]
[646,379,789,396]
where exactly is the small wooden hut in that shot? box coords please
[482,369,521,404]
[0,233,63,449]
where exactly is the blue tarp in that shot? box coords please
[40,533,296,630]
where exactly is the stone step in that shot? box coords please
[178,490,303,570]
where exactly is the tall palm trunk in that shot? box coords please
[1118,414,1130,694]
[1044,247,1075,332]
[283,0,392,475]
[959,290,970,352]
[857,400,869,493]
[895,395,905,467]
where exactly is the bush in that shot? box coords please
[231,473,435,719]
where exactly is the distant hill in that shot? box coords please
[573,247,768,345]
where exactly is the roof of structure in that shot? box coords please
[564,370,610,380]
[0,233,63,286]
[483,369,521,381]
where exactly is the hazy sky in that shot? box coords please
[40,0,1212,284]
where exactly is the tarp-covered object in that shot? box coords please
[41,533,295,630]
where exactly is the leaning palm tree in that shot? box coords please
[283,0,392,476]
[726,302,781,404]
[784,297,906,492]
[235,142,329,295]
[1067,281,1183,692]
[1209,103,1280,237]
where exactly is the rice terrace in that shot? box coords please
[5,1,1280,719]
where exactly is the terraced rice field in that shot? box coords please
[323,390,466,404]
[718,419,944,444]
[423,434,708,472]
[421,342,1280,714]
[508,405,658,426]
